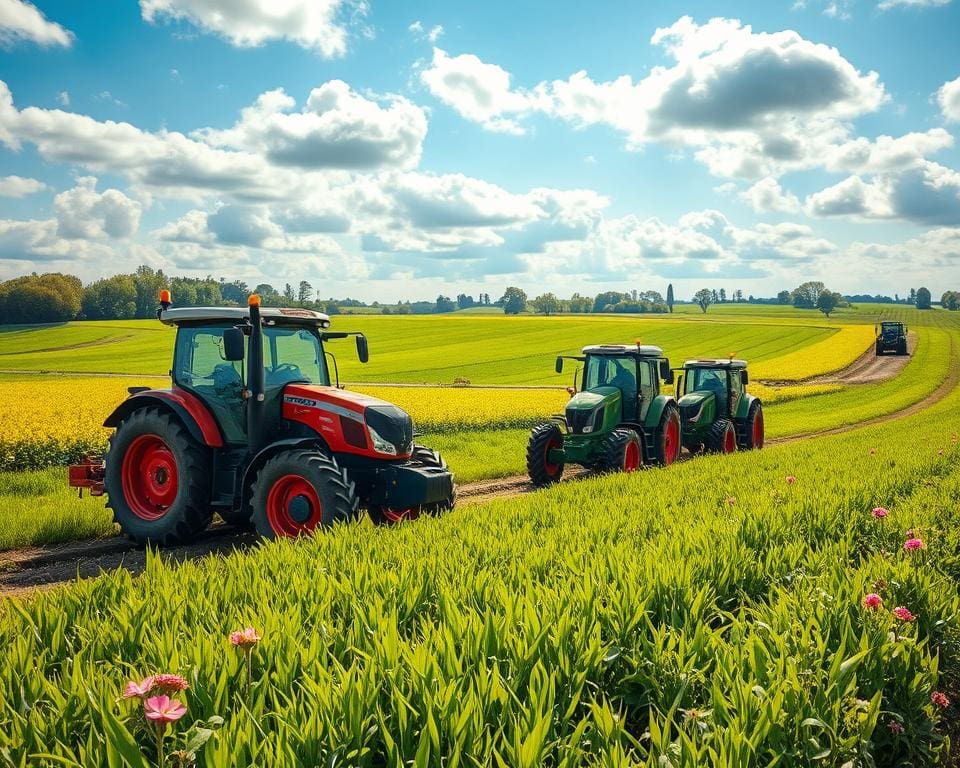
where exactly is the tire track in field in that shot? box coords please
[2,333,957,595]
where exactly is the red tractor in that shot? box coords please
[70,292,455,544]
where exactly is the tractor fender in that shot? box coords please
[643,395,676,430]
[103,390,224,448]
[238,436,331,510]
[734,393,759,422]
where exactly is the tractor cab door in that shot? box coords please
[173,324,247,444]
[637,360,658,422]
[729,369,744,418]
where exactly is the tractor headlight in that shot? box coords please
[687,403,703,423]
[582,404,605,434]
[366,424,398,455]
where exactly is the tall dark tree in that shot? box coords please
[499,287,527,315]
[666,283,674,313]
[133,265,168,318]
[792,281,826,309]
[816,291,842,317]
[916,287,932,310]
[777,290,791,305]
[298,281,313,304]
[693,289,713,314]
[219,279,249,304]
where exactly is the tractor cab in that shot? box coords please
[876,321,908,356]
[676,359,763,453]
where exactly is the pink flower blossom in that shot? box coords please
[151,674,189,694]
[931,691,950,708]
[893,606,916,622]
[862,593,883,610]
[785,475,796,485]
[230,627,262,648]
[904,538,925,551]
[887,720,904,735]
[122,676,156,699]
[143,695,187,725]
[872,507,889,519]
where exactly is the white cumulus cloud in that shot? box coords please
[0,0,73,48]
[741,178,803,213]
[0,174,46,197]
[938,76,960,122]
[53,177,142,239]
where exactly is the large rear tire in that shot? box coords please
[251,450,358,539]
[600,428,642,473]
[104,407,212,546]
[527,423,565,487]
[653,405,681,466]
[740,402,764,450]
[707,419,737,454]
[898,340,908,356]
[368,445,456,525]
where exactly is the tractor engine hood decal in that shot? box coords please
[282,385,414,458]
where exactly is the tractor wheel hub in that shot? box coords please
[287,494,313,524]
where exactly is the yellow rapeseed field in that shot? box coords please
[751,324,875,381]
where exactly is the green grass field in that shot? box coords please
[3,355,960,765]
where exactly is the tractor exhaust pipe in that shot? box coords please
[247,294,266,452]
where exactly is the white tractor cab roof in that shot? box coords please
[582,344,664,357]
[159,306,331,328]
[683,358,748,369]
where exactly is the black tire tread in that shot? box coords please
[654,404,680,466]
[600,427,640,473]
[739,402,764,450]
[527,423,564,487]
[707,418,736,454]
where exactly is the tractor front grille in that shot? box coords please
[365,405,414,455]
[566,405,595,435]
[679,401,702,422]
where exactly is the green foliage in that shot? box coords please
[3,388,960,764]
[916,287,932,310]
[81,275,138,320]
[500,287,528,315]
[0,273,82,324]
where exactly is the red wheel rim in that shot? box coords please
[544,436,563,477]
[723,426,737,453]
[664,415,680,465]
[381,507,420,524]
[752,410,764,448]
[266,474,322,536]
[624,440,641,472]
[121,434,179,521]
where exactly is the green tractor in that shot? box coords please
[526,344,681,486]
[675,358,764,454]
[875,321,908,356]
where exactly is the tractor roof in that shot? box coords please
[881,320,903,327]
[683,358,748,369]
[159,307,331,328]
[582,344,664,357]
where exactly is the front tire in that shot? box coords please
[707,419,737,454]
[600,428,642,473]
[740,402,764,450]
[251,450,358,539]
[104,407,212,546]
[527,423,565,486]
[368,445,456,525]
[654,405,681,466]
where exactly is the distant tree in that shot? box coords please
[792,281,826,309]
[298,281,313,304]
[531,293,561,315]
[0,273,83,324]
[592,291,629,313]
[253,283,281,305]
[908,288,917,305]
[568,293,592,313]
[219,279,249,305]
[733,289,744,303]
[456,293,474,310]
[395,303,411,315]
[777,290,791,305]
[82,275,137,320]
[436,295,455,313]
[638,290,664,304]
[666,283,674,313]
[132,265,168,318]
[500,287,527,315]
[283,283,296,302]
[916,286,932,309]
[941,290,960,311]
[816,290,842,317]
[693,289,713,314]
[719,288,727,303]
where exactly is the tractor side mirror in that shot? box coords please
[659,359,673,384]
[356,334,369,363]
[741,369,749,386]
[555,356,564,374]
[222,327,245,361]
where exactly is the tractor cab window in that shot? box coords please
[686,368,728,411]
[264,327,328,388]
[584,355,638,419]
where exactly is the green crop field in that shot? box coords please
[2,349,960,765]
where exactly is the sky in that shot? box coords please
[0,0,959,303]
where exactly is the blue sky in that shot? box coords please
[0,0,959,302]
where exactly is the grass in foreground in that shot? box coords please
[2,369,960,765]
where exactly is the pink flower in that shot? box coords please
[785,475,796,485]
[893,606,915,622]
[152,674,189,694]
[904,538,925,551]
[887,720,904,735]
[143,695,187,725]
[862,593,883,610]
[725,496,737,506]
[230,627,262,648]
[931,691,950,708]
[872,507,889,519]
[122,676,156,699]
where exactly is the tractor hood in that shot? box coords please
[282,384,414,458]
[678,390,714,424]
[565,386,620,435]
